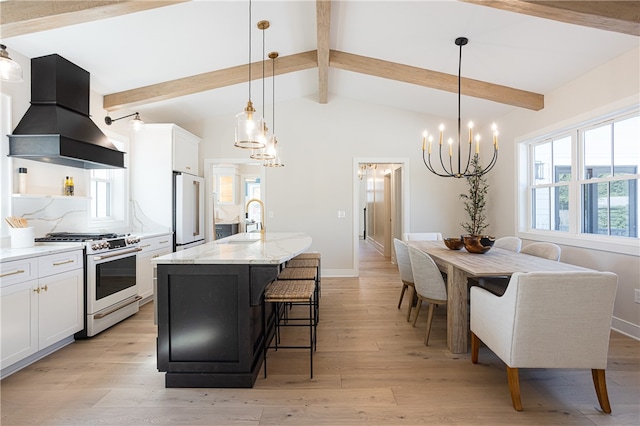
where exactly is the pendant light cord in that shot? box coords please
[248,0,252,102]
[272,54,276,134]
[457,40,462,174]
[262,25,265,121]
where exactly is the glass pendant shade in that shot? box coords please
[264,136,284,167]
[250,120,275,160]
[0,44,23,83]
[235,101,264,149]
[129,113,145,131]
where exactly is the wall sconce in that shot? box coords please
[0,44,23,83]
[105,112,145,130]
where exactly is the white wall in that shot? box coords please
[489,46,640,338]
[198,96,468,275]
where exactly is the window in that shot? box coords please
[89,133,128,227]
[581,116,639,237]
[520,106,639,252]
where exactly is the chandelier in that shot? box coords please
[422,37,498,178]
[234,0,264,150]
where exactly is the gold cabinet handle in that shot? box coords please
[0,269,25,278]
[53,259,74,266]
[33,287,40,294]
[41,285,48,292]
[159,240,169,244]
[140,244,151,248]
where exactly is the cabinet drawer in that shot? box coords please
[139,235,173,253]
[0,258,38,287]
[38,250,83,277]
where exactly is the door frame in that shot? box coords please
[204,158,265,243]
[352,157,410,276]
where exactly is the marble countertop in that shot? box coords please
[152,232,312,265]
[0,243,85,263]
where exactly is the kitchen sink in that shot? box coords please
[217,239,258,244]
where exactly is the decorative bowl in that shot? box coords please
[443,237,464,250]
[463,235,496,254]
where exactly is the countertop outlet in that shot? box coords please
[634,289,640,304]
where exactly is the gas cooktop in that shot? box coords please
[36,232,125,242]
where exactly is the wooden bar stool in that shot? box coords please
[263,280,317,379]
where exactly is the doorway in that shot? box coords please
[204,158,264,242]
[353,158,410,276]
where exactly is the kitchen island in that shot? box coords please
[152,232,312,388]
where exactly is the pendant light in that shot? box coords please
[251,20,276,161]
[234,0,264,149]
[264,51,284,168]
[421,37,498,178]
[0,44,23,83]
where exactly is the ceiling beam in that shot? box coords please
[0,0,189,38]
[316,1,331,104]
[461,0,640,36]
[329,50,544,111]
[103,50,318,111]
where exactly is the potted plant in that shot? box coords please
[460,154,494,253]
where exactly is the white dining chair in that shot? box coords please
[470,271,618,412]
[470,236,523,295]
[408,246,447,346]
[493,236,522,252]
[520,242,561,261]
[393,238,415,321]
[402,232,443,241]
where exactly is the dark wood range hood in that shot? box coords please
[8,54,125,169]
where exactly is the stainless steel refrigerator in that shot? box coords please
[174,172,205,251]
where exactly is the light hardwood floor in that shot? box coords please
[1,241,639,425]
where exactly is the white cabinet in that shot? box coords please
[131,124,201,231]
[0,260,38,368]
[0,250,83,373]
[137,235,172,302]
[173,127,199,174]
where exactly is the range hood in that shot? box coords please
[8,54,124,169]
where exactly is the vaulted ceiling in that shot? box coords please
[2,1,638,125]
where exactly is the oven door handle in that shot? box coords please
[94,247,142,260]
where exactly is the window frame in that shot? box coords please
[517,103,639,257]
[88,130,129,230]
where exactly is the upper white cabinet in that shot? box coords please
[172,127,199,175]
[131,124,201,232]
[133,124,200,176]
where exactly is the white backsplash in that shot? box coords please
[12,196,90,238]
[130,200,171,235]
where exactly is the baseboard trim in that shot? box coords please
[0,336,75,379]
[611,316,640,341]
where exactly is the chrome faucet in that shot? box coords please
[245,198,265,233]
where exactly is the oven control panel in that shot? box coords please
[88,236,140,254]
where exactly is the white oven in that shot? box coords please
[85,245,141,336]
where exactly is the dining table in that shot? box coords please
[407,240,593,354]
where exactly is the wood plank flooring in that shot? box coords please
[2,240,639,425]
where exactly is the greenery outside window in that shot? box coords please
[519,106,639,254]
